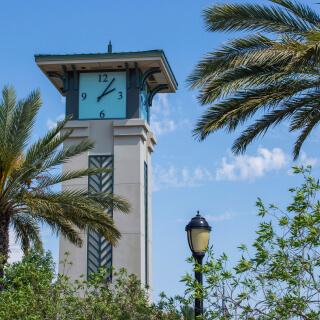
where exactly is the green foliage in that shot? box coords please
[182,166,320,319]
[0,250,185,319]
[187,0,320,159]
[4,247,55,288]
[0,85,131,276]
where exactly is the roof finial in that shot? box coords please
[108,40,112,53]
[197,210,200,216]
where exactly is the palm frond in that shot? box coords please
[193,79,316,140]
[230,91,320,156]
[11,213,43,255]
[7,117,92,191]
[289,99,320,132]
[187,34,278,89]
[292,110,320,160]
[0,85,16,139]
[40,139,96,171]
[197,65,293,104]
[21,188,128,246]
[49,218,84,247]
[0,86,131,264]
[90,192,132,214]
[203,2,310,35]
[8,90,42,152]
[24,115,73,167]
[35,167,113,189]
[189,0,320,158]
[270,0,320,26]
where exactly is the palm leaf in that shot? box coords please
[0,86,132,271]
[203,2,309,35]
[11,213,43,255]
[270,0,320,26]
[189,0,320,158]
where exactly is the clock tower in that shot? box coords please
[35,46,177,299]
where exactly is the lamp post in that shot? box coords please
[186,211,212,319]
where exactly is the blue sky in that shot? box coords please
[2,0,319,300]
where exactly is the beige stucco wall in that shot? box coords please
[58,119,156,300]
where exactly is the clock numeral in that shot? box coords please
[81,93,87,100]
[99,74,108,82]
[118,91,123,100]
[100,110,105,118]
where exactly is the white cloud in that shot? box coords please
[206,211,238,222]
[206,211,241,222]
[150,94,190,137]
[152,93,170,116]
[46,113,65,130]
[176,210,253,223]
[205,209,255,222]
[152,164,213,191]
[8,229,23,263]
[61,97,66,104]
[298,151,318,167]
[7,227,55,264]
[150,94,177,136]
[56,114,65,121]
[150,114,176,136]
[154,147,316,190]
[287,151,318,175]
[215,147,290,182]
[46,118,56,131]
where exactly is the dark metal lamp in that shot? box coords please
[186,211,211,258]
[186,211,212,319]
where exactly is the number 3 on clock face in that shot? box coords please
[79,72,126,119]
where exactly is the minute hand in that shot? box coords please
[97,78,115,102]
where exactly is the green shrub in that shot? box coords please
[0,250,184,319]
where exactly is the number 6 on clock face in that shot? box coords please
[79,72,126,119]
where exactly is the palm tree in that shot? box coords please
[0,85,131,279]
[187,0,320,160]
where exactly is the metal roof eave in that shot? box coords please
[34,50,178,90]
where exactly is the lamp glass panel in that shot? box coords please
[191,229,210,253]
[187,230,193,252]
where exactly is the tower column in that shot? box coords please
[113,119,156,298]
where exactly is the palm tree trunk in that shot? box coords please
[0,213,10,281]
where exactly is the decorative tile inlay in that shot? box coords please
[87,156,113,277]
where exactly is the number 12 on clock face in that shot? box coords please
[78,72,126,119]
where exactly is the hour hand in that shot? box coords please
[97,88,115,102]
[97,78,115,102]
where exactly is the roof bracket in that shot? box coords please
[125,63,130,89]
[134,62,139,88]
[71,65,78,90]
[140,68,161,90]
[47,71,67,92]
[61,65,68,91]
[147,84,168,107]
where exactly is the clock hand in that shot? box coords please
[103,88,115,95]
[97,78,115,102]
[97,88,115,102]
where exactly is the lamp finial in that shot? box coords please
[108,40,112,53]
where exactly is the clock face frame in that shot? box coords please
[79,71,126,120]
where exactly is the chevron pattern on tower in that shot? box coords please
[87,155,113,277]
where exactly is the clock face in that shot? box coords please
[79,72,126,119]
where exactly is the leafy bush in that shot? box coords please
[182,166,320,319]
[0,249,184,319]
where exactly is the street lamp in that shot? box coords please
[186,211,212,319]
